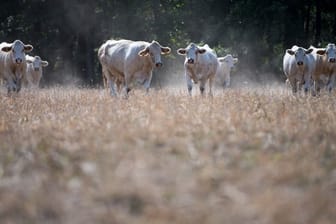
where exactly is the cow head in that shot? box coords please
[138,40,171,68]
[1,40,33,64]
[177,43,206,65]
[316,43,336,63]
[286,46,313,66]
[218,54,238,69]
[26,56,49,72]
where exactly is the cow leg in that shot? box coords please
[314,79,321,95]
[311,79,317,96]
[122,85,131,98]
[285,79,290,88]
[15,78,21,93]
[199,79,206,96]
[102,67,108,89]
[186,73,193,96]
[288,77,297,94]
[208,76,214,97]
[108,78,118,97]
[143,72,153,94]
[224,75,230,88]
[6,78,17,94]
[103,74,108,89]
[303,73,311,94]
[123,74,132,98]
[116,78,122,93]
[328,74,336,93]
[298,79,303,92]
[105,70,118,97]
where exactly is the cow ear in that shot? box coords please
[1,46,12,52]
[42,61,49,67]
[316,49,326,55]
[233,58,238,63]
[161,47,171,55]
[177,48,186,55]
[197,48,206,54]
[26,59,33,63]
[24,44,33,52]
[286,49,295,55]
[138,47,149,56]
[305,48,313,54]
[218,57,225,62]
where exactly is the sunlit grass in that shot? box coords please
[0,86,335,224]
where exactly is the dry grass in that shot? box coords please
[0,86,335,224]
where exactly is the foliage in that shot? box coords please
[0,0,335,85]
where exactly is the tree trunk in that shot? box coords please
[152,0,161,40]
[86,33,95,85]
[304,1,312,44]
[315,0,321,46]
[333,12,336,38]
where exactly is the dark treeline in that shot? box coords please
[1,0,336,86]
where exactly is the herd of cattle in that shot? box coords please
[284,43,336,95]
[0,39,238,96]
[0,39,335,96]
[0,40,48,92]
[98,40,238,97]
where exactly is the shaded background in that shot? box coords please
[1,0,336,87]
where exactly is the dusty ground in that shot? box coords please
[0,86,335,224]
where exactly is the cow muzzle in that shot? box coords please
[15,58,23,64]
[329,58,336,63]
[187,58,194,64]
[155,62,163,68]
[297,61,303,66]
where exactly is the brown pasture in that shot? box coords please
[0,86,335,224]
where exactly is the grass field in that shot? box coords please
[0,86,335,224]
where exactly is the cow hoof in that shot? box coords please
[187,87,192,95]
[122,94,129,100]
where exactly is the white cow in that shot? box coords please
[23,55,48,88]
[310,44,336,93]
[283,45,314,94]
[98,39,171,96]
[216,54,238,88]
[177,43,218,96]
[98,41,110,89]
[0,40,33,93]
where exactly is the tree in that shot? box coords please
[1,0,335,86]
